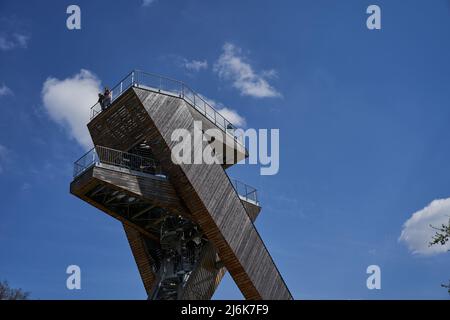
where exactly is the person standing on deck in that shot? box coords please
[98,93,106,111]
[103,87,112,109]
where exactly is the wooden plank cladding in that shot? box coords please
[87,89,155,153]
[80,84,292,300]
[87,86,246,168]
[128,88,291,300]
[186,103,248,168]
[92,165,189,217]
[71,165,187,217]
[181,198,262,300]
[123,224,157,294]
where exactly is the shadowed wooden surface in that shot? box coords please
[123,225,157,294]
[70,167,159,241]
[125,198,263,299]
[71,165,188,217]
[181,199,262,300]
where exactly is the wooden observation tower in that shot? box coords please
[70,70,292,300]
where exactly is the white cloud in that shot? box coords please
[0,144,8,174]
[0,84,13,96]
[215,107,246,127]
[184,59,208,72]
[0,145,8,158]
[213,43,281,98]
[142,0,157,7]
[399,198,450,255]
[0,33,29,51]
[21,182,31,191]
[14,33,28,47]
[171,56,208,72]
[42,69,101,150]
[198,94,246,127]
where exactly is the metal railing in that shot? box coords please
[91,72,135,119]
[73,147,258,205]
[73,145,164,178]
[90,70,244,145]
[231,179,259,205]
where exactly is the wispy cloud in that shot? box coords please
[41,69,101,150]
[0,144,9,174]
[170,55,208,73]
[198,94,246,127]
[21,182,31,191]
[0,84,13,96]
[0,33,29,51]
[215,107,246,127]
[399,198,450,255]
[142,0,157,7]
[184,59,208,72]
[0,145,8,157]
[0,16,30,51]
[213,43,281,98]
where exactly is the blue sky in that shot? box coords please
[1,0,450,299]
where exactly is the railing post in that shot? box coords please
[245,184,248,200]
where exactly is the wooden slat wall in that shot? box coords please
[134,89,291,300]
[123,224,157,296]
[180,242,224,300]
[92,166,189,217]
[87,90,155,152]
[185,104,247,168]
[181,200,262,300]
[241,202,261,222]
[86,87,292,300]
[88,87,246,169]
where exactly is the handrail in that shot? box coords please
[73,145,164,178]
[90,70,244,145]
[90,71,135,119]
[73,147,258,205]
[231,179,259,205]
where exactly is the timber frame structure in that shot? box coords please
[70,70,293,300]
